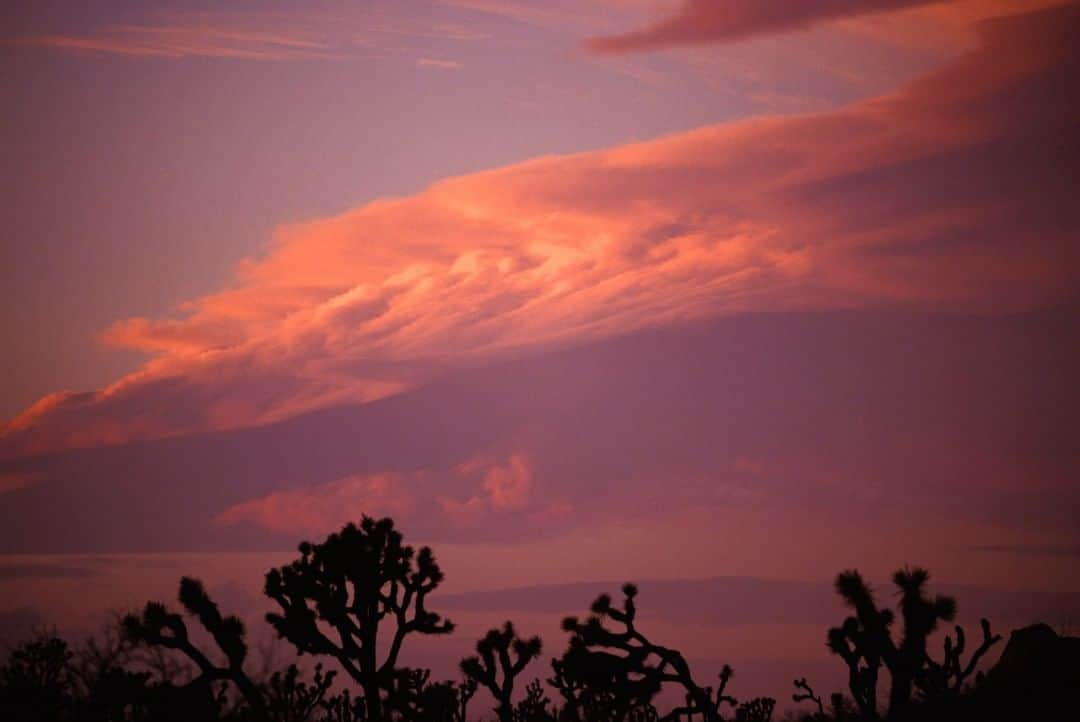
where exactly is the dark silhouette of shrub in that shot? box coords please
[450,678,478,722]
[734,696,775,722]
[263,662,337,722]
[264,516,454,722]
[0,634,76,720]
[378,666,476,722]
[513,678,554,722]
[827,694,858,722]
[460,621,543,722]
[317,686,365,722]
[0,625,236,721]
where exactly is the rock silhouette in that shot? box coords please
[979,623,1080,720]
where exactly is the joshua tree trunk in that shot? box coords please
[887,669,911,720]
[363,677,383,722]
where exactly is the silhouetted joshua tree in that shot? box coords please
[559,583,733,722]
[826,566,1000,720]
[664,665,740,722]
[263,517,454,722]
[709,665,740,721]
[916,617,1001,700]
[123,576,268,720]
[792,677,824,719]
[826,571,889,719]
[889,567,957,716]
[460,621,542,722]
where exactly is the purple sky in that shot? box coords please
[2,0,1079,709]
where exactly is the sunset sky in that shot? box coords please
[2,0,1079,703]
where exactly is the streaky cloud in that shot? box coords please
[586,0,946,53]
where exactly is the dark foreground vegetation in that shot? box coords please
[2,517,1077,721]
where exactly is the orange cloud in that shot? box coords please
[3,2,1078,458]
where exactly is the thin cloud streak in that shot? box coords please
[20,24,338,61]
[438,0,604,33]
[11,6,489,61]
[973,544,1080,558]
[586,0,949,53]
[417,57,464,69]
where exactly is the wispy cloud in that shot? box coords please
[417,57,464,69]
[585,0,949,53]
[0,562,98,580]
[973,544,1080,557]
[20,24,338,60]
[12,7,488,61]
[437,0,602,33]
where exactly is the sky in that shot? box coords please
[2,0,1079,707]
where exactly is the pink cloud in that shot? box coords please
[216,451,565,539]
[2,2,1078,458]
[483,452,532,508]
[216,472,414,537]
[441,452,536,525]
[585,0,947,53]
